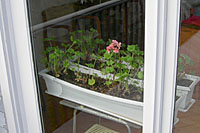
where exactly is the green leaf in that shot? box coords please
[44,37,54,41]
[46,47,54,52]
[116,73,123,77]
[104,52,111,59]
[138,88,143,93]
[115,72,128,81]
[70,36,74,41]
[121,56,127,62]
[133,63,138,68]
[63,60,70,69]
[75,51,81,56]
[91,53,97,59]
[96,39,104,44]
[86,63,94,68]
[70,68,76,71]
[127,45,136,52]
[190,71,195,75]
[88,78,95,85]
[68,48,74,54]
[178,65,183,72]
[106,39,112,46]
[61,43,65,47]
[121,55,133,63]
[49,53,55,60]
[105,81,112,86]
[94,73,98,77]
[121,43,126,48]
[77,30,83,33]
[178,58,183,64]
[80,53,85,58]
[116,63,125,69]
[106,60,115,66]
[127,56,133,62]
[137,71,144,80]
[133,81,139,84]
[100,63,105,68]
[105,67,114,73]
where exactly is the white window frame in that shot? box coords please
[144,0,181,133]
[0,0,180,133]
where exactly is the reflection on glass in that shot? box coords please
[27,0,144,132]
[174,0,200,132]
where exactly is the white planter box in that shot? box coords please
[174,95,184,125]
[39,65,183,126]
[176,74,200,112]
[39,69,143,125]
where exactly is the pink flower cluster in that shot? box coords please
[106,40,121,54]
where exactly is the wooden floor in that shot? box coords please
[173,25,200,133]
[53,112,142,133]
[174,100,200,133]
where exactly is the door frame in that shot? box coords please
[0,0,180,133]
[0,0,42,132]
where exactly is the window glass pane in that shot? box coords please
[27,0,144,132]
[174,0,200,132]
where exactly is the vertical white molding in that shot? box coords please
[10,0,42,132]
[0,0,42,132]
[143,0,180,132]
[161,0,181,132]
[143,0,159,132]
[0,30,18,133]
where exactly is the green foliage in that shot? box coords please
[127,45,136,52]
[70,67,76,72]
[70,28,105,60]
[88,78,96,86]
[44,46,65,77]
[105,67,114,73]
[105,80,112,86]
[44,37,54,41]
[41,38,76,77]
[100,43,144,89]
[178,54,194,78]
[42,32,144,93]
[86,63,94,68]
[137,71,144,80]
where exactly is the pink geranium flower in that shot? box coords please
[106,40,121,54]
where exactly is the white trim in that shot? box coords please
[143,0,168,132]
[9,0,42,132]
[143,0,181,132]
[161,0,181,132]
[0,0,26,132]
[0,0,181,132]
[0,27,18,133]
[0,0,42,132]
[143,0,159,130]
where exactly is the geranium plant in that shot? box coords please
[177,53,194,79]
[100,40,144,95]
[70,28,104,62]
[41,29,144,101]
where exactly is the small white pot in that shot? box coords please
[176,74,200,112]
[174,95,184,125]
